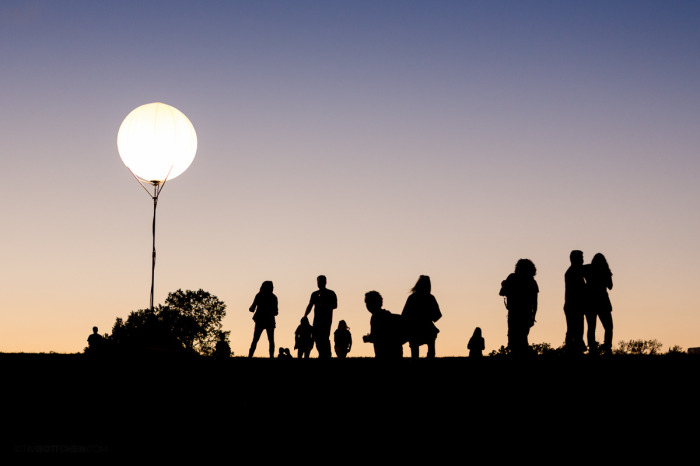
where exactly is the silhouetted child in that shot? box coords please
[214,332,231,359]
[467,327,485,358]
[277,347,293,359]
[294,316,314,359]
[333,320,352,358]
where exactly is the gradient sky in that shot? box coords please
[1,0,699,357]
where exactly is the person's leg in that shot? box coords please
[575,309,586,353]
[266,327,275,358]
[508,313,527,356]
[249,324,263,357]
[599,311,613,353]
[315,323,332,359]
[410,342,420,359]
[584,311,597,353]
[564,309,574,349]
[427,339,436,358]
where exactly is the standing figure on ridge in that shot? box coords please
[248,281,278,358]
[499,259,539,357]
[401,275,442,359]
[87,326,104,355]
[564,250,587,355]
[294,316,314,358]
[584,253,614,355]
[467,327,485,358]
[214,331,232,359]
[363,290,405,359]
[333,320,352,358]
[304,275,338,359]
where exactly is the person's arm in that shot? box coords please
[304,293,314,317]
[499,278,508,297]
[532,293,538,322]
[432,295,442,322]
[249,294,257,313]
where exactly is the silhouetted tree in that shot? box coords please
[109,289,228,356]
[162,289,227,355]
[488,345,510,357]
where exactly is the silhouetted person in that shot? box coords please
[248,281,278,358]
[362,291,405,359]
[304,275,337,359]
[584,253,614,355]
[214,332,231,359]
[334,320,352,358]
[277,347,293,359]
[294,316,314,358]
[564,250,587,355]
[401,275,442,359]
[500,259,539,356]
[467,327,485,358]
[87,326,104,355]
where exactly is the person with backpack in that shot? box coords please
[362,291,405,359]
[499,259,539,356]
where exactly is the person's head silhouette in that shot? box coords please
[514,259,536,277]
[364,291,383,313]
[317,275,327,290]
[92,326,98,334]
[411,275,431,294]
[260,280,274,293]
[570,250,583,266]
[591,253,610,271]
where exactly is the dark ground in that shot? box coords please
[1,352,697,461]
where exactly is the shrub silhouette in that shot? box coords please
[109,289,228,356]
[615,339,663,355]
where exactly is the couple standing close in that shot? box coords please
[564,251,614,355]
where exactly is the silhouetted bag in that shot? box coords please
[390,312,409,345]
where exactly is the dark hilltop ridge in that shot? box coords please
[2,352,697,460]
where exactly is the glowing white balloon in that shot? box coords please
[117,102,197,183]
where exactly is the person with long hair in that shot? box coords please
[401,275,442,359]
[294,316,314,359]
[585,253,613,355]
[333,320,352,358]
[467,327,485,358]
[499,259,539,356]
[248,281,278,358]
